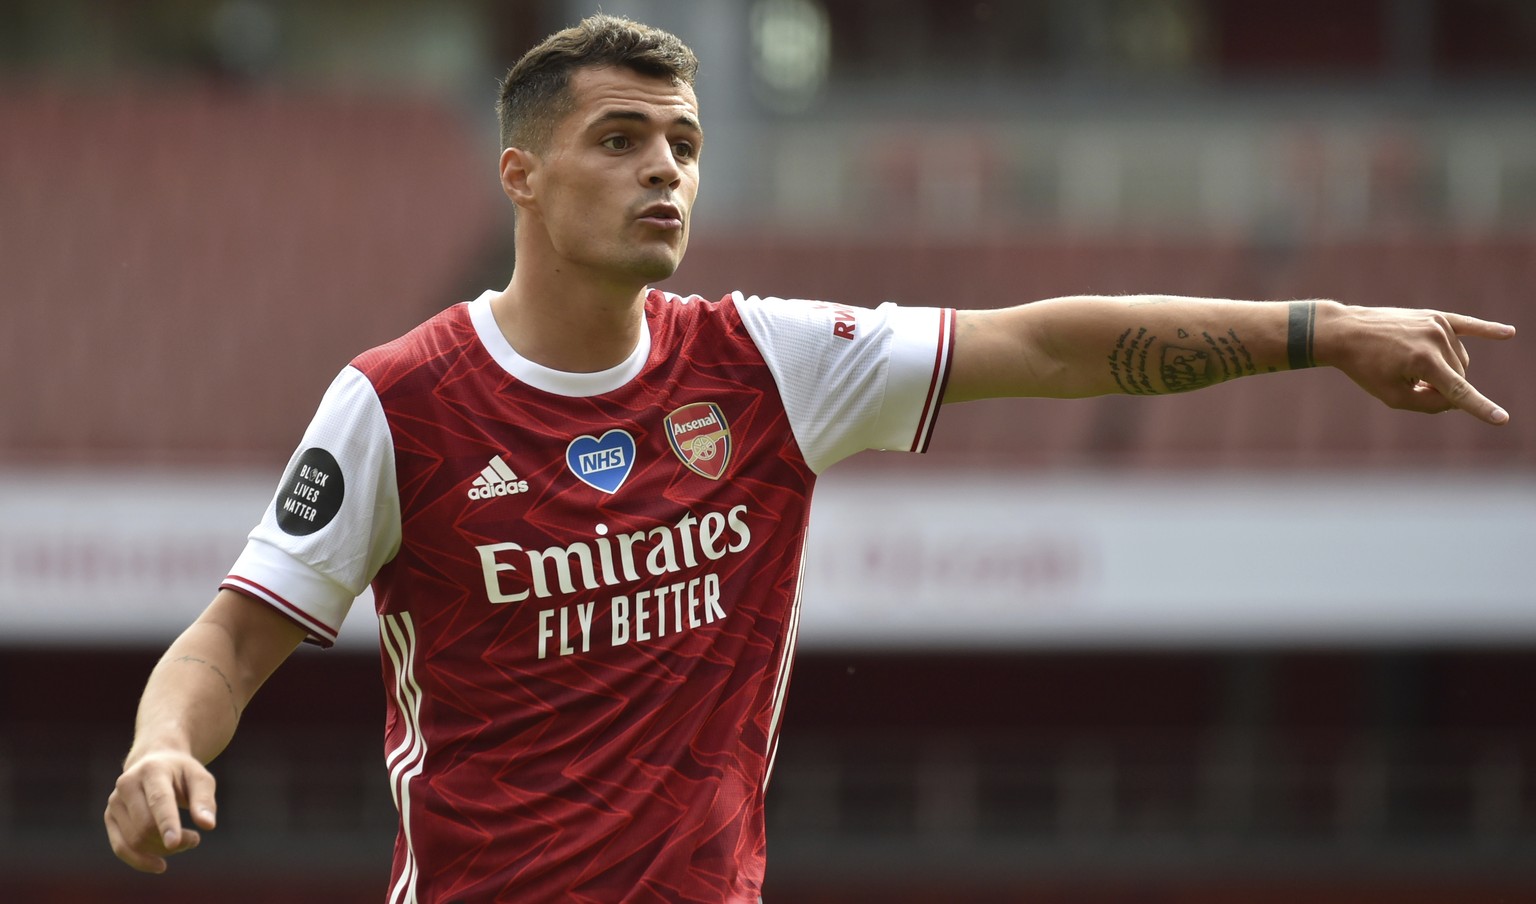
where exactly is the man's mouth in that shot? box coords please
[636,202,684,229]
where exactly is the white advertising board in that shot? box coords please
[0,468,1530,649]
[799,471,1536,648]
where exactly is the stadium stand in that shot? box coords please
[0,80,504,465]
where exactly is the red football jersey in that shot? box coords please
[225,289,954,902]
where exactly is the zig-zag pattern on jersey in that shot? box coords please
[349,292,819,903]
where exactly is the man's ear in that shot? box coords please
[500,146,539,210]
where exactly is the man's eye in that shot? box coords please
[601,135,631,151]
[672,141,696,159]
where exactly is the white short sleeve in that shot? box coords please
[732,294,955,474]
[222,366,401,646]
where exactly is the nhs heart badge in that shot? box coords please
[566,429,636,494]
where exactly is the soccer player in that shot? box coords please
[103,14,1515,904]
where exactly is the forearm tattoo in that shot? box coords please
[1287,300,1318,369]
[171,654,240,718]
[1109,326,1258,394]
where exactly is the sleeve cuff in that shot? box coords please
[876,304,956,453]
[222,540,351,647]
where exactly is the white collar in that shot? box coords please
[466,291,651,397]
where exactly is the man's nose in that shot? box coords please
[640,140,682,187]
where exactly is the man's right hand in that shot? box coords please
[104,749,219,873]
[101,589,306,873]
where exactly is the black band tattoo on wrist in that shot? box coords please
[1288,301,1317,369]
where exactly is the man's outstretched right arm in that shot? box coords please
[945,296,1515,423]
[104,588,306,873]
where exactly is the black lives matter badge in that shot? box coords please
[276,448,345,536]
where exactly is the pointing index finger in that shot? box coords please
[1442,312,1517,340]
[140,773,183,850]
[1431,368,1509,425]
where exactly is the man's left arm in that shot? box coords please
[945,296,1516,425]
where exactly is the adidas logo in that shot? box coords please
[468,455,530,500]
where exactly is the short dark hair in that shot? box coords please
[496,14,699,152]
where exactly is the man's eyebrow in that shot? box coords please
[589,109,702,133]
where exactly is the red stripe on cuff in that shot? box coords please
[221,576,339,646]
[910,308,956,453]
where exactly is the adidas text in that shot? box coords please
[470,480,529,499]
[469,455,530,500]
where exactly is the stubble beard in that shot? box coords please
[621,232,688,285]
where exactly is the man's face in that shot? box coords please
[518,65,702,287]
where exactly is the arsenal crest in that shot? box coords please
[664,402,732,480]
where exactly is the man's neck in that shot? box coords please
[489,266,649,374]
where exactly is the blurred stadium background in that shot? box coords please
[2,0,1534,901]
